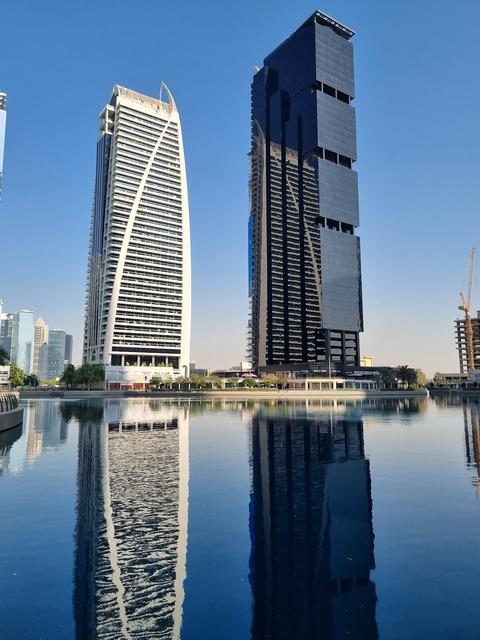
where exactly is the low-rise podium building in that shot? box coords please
[105,364,174,391]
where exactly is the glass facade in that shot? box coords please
[0,313,14,357]
[249,11,363,372]
[64,334,73,365]
[32,317,49,379]
[46,330,66,380]
[11,310,34,374]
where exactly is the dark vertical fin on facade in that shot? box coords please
[297,116,308,361]
[281,92,290,362]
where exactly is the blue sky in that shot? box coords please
[1,0,479,374]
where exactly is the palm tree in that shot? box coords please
[61,364,76,389]
[377,367,397,389]
[396,365,410,389]
[25,374,39,388]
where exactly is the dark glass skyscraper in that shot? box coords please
[249,11,363,374]
[64,333,73,366]
[46,329,66,380]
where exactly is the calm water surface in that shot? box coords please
[1,396,480,639]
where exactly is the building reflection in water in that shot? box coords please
[0,423,22,475]
[249,406,378,639]
[0,400,70,475]
[64,401,104,640]
[431,395,480,494]
[462,401,480,493]
[72,399,189,640]
[26,400,69,462]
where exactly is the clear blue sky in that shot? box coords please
[2,0,479,374]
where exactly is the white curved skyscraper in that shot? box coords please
[84,84,191,383]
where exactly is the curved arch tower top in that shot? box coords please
[83,84,191,384]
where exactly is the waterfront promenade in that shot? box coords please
[20,389,428,401]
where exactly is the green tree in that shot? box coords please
[150,376,163,389]
[432,372,445,388]
[74,363,105,390]
[206,376,223,389]
[9,363,25,388]
[377,367,398,389]
[61,364,76,389]
[91,364,105,386]
[405,368,418,389]
[74,365,87,389]
[396,365,410,389]
[239,377,257,388]
[415,369,427,389]
[263,374,280,388]
[25,374,39,388]
[396,366,422,389]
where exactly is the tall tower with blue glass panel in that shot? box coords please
[249,11,363,374]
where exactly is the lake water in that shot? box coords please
[1,395,480,639]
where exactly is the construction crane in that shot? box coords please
[459,246,477,373]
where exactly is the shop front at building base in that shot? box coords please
[287,377,378,391]
[105,365,175,392]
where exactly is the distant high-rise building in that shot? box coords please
[0,93,6,200]
[11,310,34,373]
[249,11,363,375]
[64,334,73,366]
[46,329,66,380]
[0,300,14,357]
[33,317,49,379]
[83,84,191,379]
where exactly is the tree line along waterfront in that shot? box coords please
[1,347,431,391]
[64,364,429,391]
[0,348,105,389]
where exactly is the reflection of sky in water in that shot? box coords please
[3,397,480,639]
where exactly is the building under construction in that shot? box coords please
[455,247,478,374]
[455,312,480,373]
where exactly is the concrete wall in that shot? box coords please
[0,407,24,433]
